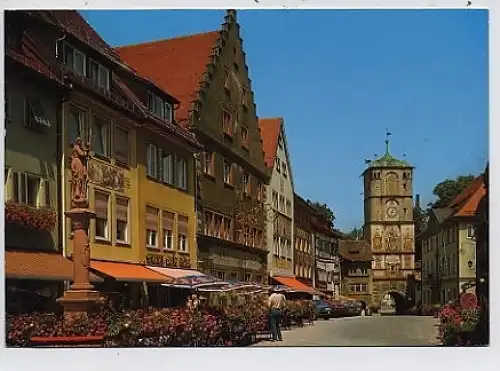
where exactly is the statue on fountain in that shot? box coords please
[70,137,91,209]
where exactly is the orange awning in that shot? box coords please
[90,261,167,283]
[5,250,102,283]
[272,276,317,294]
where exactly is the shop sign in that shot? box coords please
[146,253,191,269]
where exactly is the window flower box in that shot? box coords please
[5,201,57,232]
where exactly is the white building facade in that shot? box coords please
[259,118,295,279]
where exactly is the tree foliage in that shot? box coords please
[430,175,475,208]
[345,226,364,240]
[413,205,427,235]
[307,200,335,228]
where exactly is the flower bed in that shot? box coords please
[284,300,315,326]
[5,201,57,232]
[437,304,482,346]
[6,298,316,347]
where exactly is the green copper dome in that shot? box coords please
[367,139,412,169]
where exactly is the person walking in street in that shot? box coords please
[268,289,286,341]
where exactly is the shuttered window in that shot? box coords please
[116,197,129,243]
[162,211,175,250]
[146,206,159,248]
[94,191,109,240]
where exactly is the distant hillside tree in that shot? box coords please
[346,227,364,240]
[307,200,335,228]
[430,175,475,208]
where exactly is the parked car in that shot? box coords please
[312,300,334,319]
[328,300,347,318]
[343,301,362,316]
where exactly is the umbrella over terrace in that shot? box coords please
[146,267,227,289]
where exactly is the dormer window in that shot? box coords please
[63,43,86,76]
[148,92,173,122]
[88,58,110,90]
[62,42,110,91]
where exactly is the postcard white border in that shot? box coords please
[0,1,498,371]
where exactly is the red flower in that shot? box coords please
[5,201,57,232]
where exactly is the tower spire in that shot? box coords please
[385,130,392,155]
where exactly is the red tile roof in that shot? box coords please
[19,10,200,149]
[338,240,372,261]
[116,31,220,127]
[5,250,102,282]
[47,10,121,61]
[448,175,486,218]
[258,117,282,169]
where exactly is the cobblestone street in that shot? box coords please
[254,315,440,347]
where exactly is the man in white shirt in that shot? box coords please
[268,289,286,341]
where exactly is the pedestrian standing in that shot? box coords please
[192,294,200,309]
[268,289,286,341]
[186,296,193,310]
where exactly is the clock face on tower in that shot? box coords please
[387,206,397,218]
[385,200,399,219]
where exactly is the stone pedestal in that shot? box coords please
[57,208,102,320]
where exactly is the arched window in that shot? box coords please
[385,172,399,194]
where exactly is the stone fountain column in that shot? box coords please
[57,138,101,320]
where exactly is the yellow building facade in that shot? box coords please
[63,95,199,269]
[63,95,141,264]
[137,129,198,270]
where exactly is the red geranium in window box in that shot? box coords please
[5,201,57,232]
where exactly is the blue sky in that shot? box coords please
[81,9,489,232]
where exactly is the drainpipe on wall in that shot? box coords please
[193,151,202,269]
[57,94,69,291]
[55,35,66,60]
[312,232,316,288]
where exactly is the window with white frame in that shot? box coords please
[91,115,109,157]
[213,215,222,239]
[243,172,250,195]
[467,224,475,239]
[175,157,187,190]
[178,215,189,252]
[276,158,281,173]
[146,143,158,178]
[279,195,285,213]
[223,159,232,185]
[146,206,159,248]
[282,163,288,178]
[14,173,47,207]
[203,151,215,176]
[148,92,173,122]
[272,191,278,210]
[63,43,86,76]
[274,236,280,255]
[159,150,174,184]
[4,167,10,191]
[68,108,84,145]
[116,197,129,243]
[114,126,129,164]
[162,211,175,250]
[24,97,50,130]
[94,191,110,240]
[88,58,110,90]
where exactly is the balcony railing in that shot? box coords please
[64,68,142,115]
